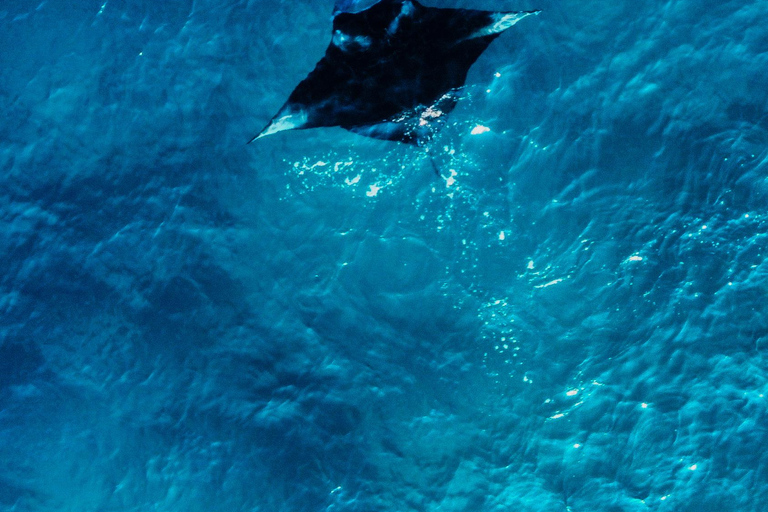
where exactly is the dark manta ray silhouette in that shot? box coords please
[251,0,539,145]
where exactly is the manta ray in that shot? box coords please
[251,0,539,145]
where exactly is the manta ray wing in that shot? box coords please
[252,0,539,145]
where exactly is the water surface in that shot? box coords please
[1,0,767,510]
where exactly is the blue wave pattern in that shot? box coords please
[1,0,767,510]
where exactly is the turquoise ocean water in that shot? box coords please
[1,0,767,510]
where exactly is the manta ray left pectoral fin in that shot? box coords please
[248,107,309,144]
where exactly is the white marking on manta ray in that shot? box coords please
[253,110,308,141]
[465,11,540,40]
[388,0,414,35]
[333,30,373,49]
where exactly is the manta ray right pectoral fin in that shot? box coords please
[465,10,541,40]
[248,107,309,143]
